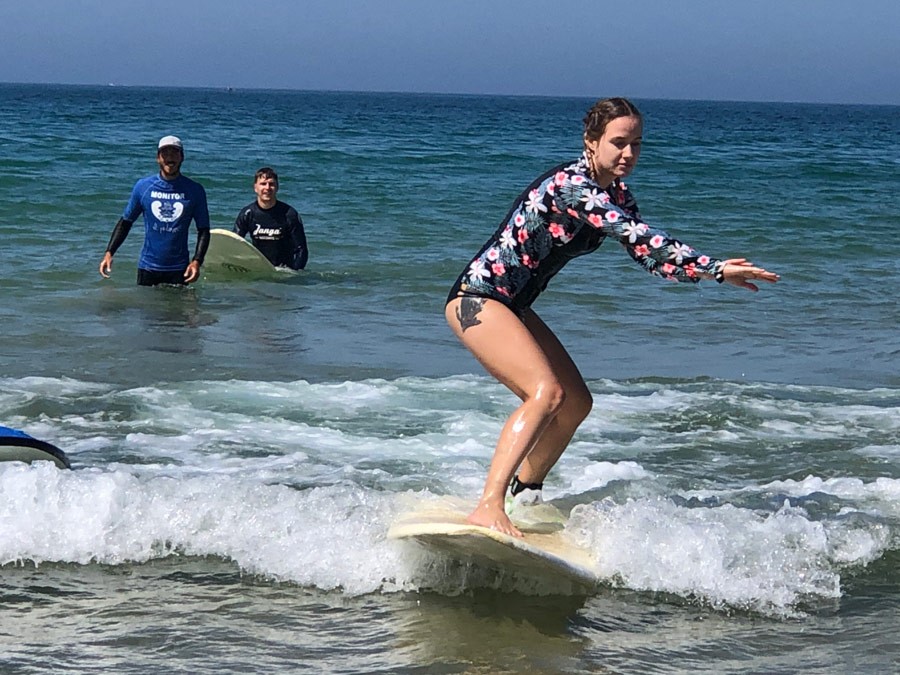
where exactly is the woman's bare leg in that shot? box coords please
[445,296,588,536]
[514,309,593,485]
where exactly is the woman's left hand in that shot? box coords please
[719,258,780,292]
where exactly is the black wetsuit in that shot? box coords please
[233,200,308,270]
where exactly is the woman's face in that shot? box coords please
[585,115,642,187]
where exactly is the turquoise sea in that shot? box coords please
[1,83,899,673]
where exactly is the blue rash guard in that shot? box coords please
[122,174,210,272]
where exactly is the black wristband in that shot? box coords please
[714,262,726,284]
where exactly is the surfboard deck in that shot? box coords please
[204,228,296,279]
[388,505,598,589]
[0,426,71,469]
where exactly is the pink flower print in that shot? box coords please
[697,255,710,266]
[550,222,573,243]
[570,175,585,185]
[546,182,556,195]
[492,262,506,276]
[514,213,526,227]
[517,228,530,243]
[588,213,603,228]
[567,208,578,218]
[661,263,676,275]
[554,171,568,186]
[633,244,650,257]
[522,254,536,268]
[486,247,500,262]
[685,264,698,278]
[605,210,621,223]
[649,235,665,248]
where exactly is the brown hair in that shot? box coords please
[254,167,278,183]
[583,97,642,142]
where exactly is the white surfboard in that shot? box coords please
[204,228,295,279]
[388,504,598,589]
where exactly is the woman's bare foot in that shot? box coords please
[466,500,523,538]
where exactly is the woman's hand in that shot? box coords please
[719,258,780,292]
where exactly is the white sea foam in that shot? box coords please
[567,497,852,616]
[2,374,899,616]
[0,461,407,595]
[758,475,900,515]
[557,460,652,497]
[0,376,110,400]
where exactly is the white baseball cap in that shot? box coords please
[158,135,183,150]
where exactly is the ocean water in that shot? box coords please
[1,83,899,673]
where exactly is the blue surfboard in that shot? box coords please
[0,426,71,469]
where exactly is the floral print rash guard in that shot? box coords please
[447,152,725,313]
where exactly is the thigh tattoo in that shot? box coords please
[456,297,484,332]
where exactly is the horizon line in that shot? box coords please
[1,80,897,108]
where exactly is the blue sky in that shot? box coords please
[2,0,898,104]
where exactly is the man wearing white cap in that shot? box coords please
[99,135,210,286]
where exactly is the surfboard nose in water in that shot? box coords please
[204,228,298,280]
[0,426,71,469]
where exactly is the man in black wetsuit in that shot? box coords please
[233,167,309,270]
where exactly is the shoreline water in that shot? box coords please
[1,84,898,673]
